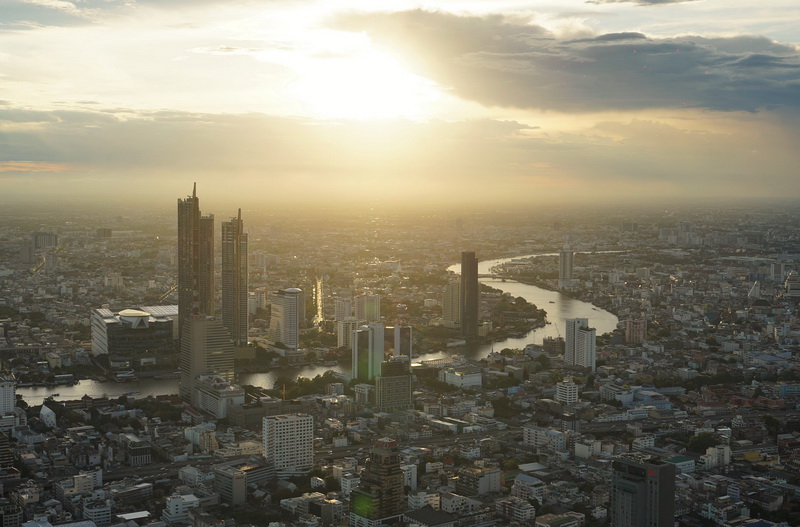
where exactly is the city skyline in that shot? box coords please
[1,1,799,208]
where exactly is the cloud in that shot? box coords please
[333,9,800,113]
[587,0,697,5]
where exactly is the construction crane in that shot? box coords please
[159,284,178,302]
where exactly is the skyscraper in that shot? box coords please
[269,288,303,350]
[460,251,479,339]
[559,242,574,289]
[575,325,596,372]
[354,294,381,322]
[221,209,248,347]
[374,361,413,413]
[352,322,385,381]
[349,438,405,527]
[262,414,314,477]
[442,279,461,329]
[177,183,215,340]
[179,315,234,403]
[611,456,675,527]
[564,318,588,365]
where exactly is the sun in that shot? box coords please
[284,33,442,121]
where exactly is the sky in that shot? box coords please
[1,0,799,210]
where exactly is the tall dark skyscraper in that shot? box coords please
[611,456,675,527]
[349,438,405,527]
[177,183,215,339]
[221,209,248,346]
[460,251,479,338]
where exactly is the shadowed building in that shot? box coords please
[611,456,675,527]
[350,438,405,527]
[221,209,248,347]
[178,184,215,342]
[459,251,478,339]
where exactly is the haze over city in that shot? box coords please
[1,0,799,209]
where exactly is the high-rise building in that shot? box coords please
[611,456,675,527]
[559,243,574,289]
[179,315,234,403]
[385,325,412,359]
[262,414,314,477]
[90,307,177,372]
[564,318,588,365]
[269,288,303,351]
[178,184,215,342]
[460,251,479,338]
[221,209,248,347]
[334,297,353,321]
[374,361,413,413]
[0,375,15,415]
[337,317,360,349]
[349,438,405,527]
[442,280,461,329]
[352,322,385,381]
[624,319,648,344]
[575,326,596,372]
[354,294,381,322]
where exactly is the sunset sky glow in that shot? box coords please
[2,0,799,209]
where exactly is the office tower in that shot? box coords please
[460,251,479,339]
[269,288,303,350]
[31,232,58,250]
[354,294,381,322]
[385,325,412,359]
[374,360,413,413]
[90,307,176,371]
[337,317,359,349]
[442,280,461,329]
[349,438,405,527]
[221,209,248,347]
[624,319,648,344]
[575,325,596,372]
[334,297,353,321]
[178,184,215,341]
[611,456,675,527]
[564,318,588,365]
[0,376,14,415]
[352,322,384,381]
[179,315,234,403]
[558,242,574,289]
[262,414,314,477]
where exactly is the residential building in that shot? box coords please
[555,378,579,405]
[262,414,314,477]
[375,360,413,413]
[269,288,304,350]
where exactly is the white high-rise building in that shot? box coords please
[334,297,353,321]
[442,280,461,329]
[354,294,381,322]
[336,317,360,349]
[558,243,574,289]
[269,288,303,350]
[263,414,314,477]
[555,378,578,405]
[564,318,588,365]
[575,326,596,372]
[0,375,15,415]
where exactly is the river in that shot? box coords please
[17,253,617,404]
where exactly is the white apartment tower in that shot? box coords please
[442,280,461,329]
[575,326,597,372]
[564,318,588,365]
[354,294,381,322]
[555,378,579,405]
[269,288,303,350]
[263,414,314,477]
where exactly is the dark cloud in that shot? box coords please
[334,10,800,113]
